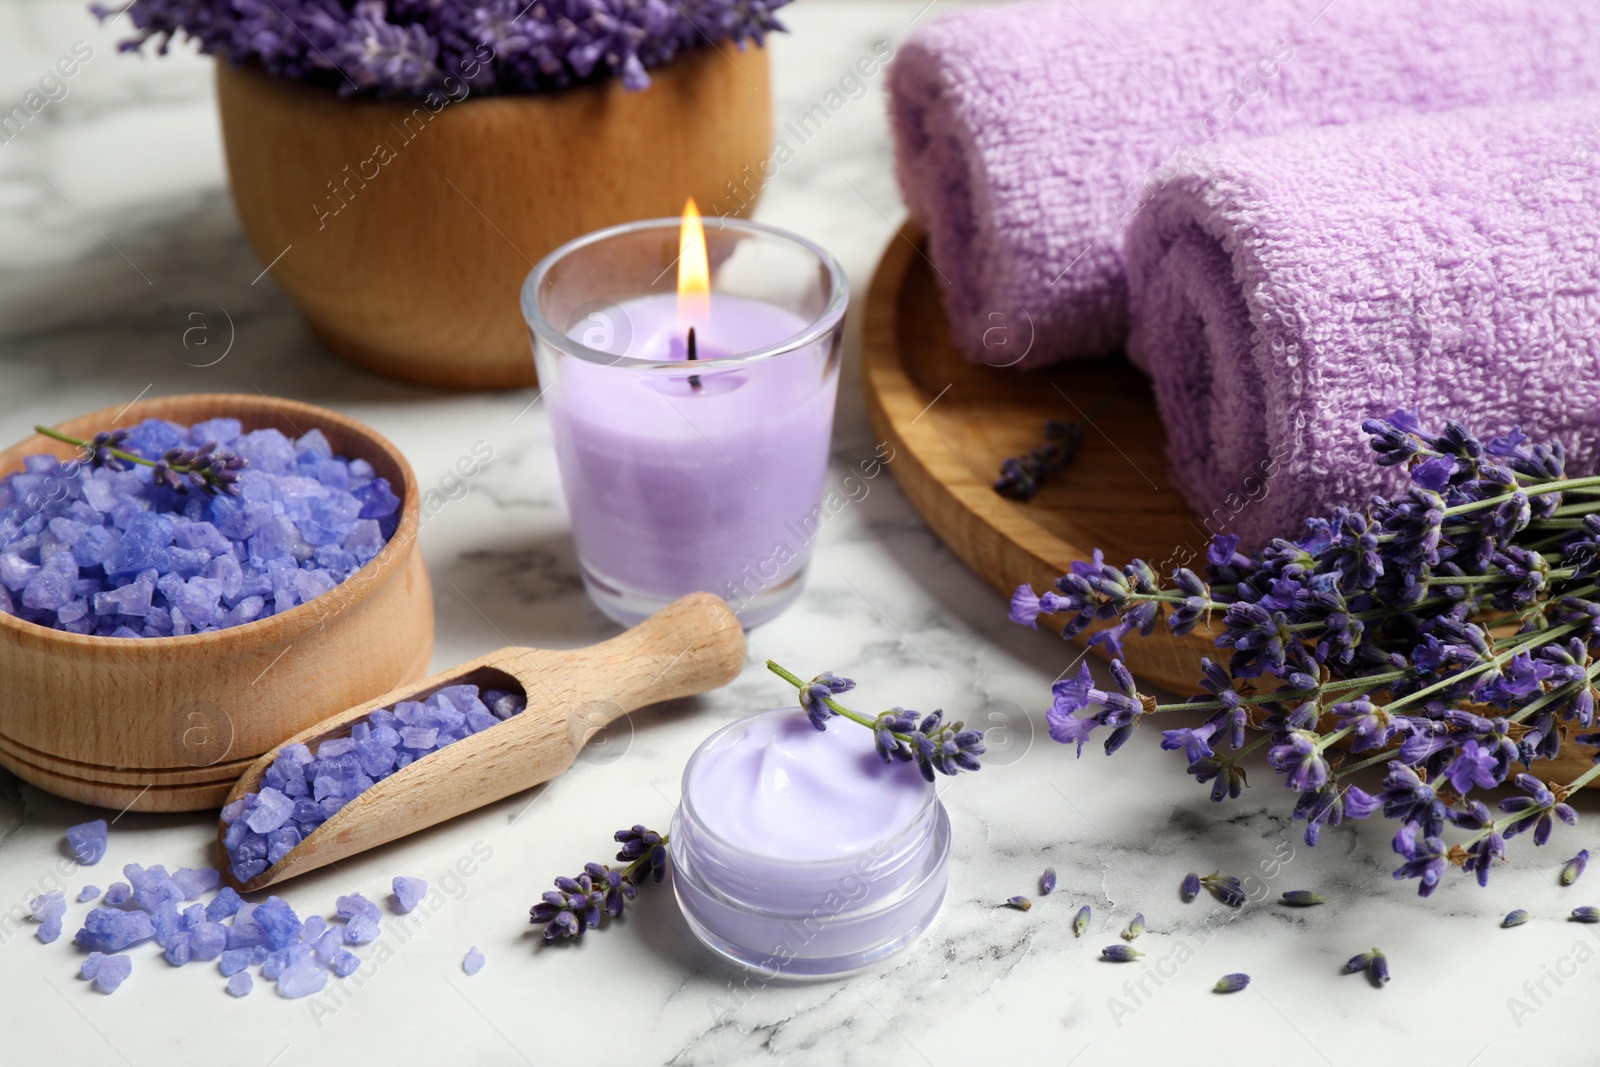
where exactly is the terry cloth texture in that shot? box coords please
[1124,96,1600,545]
[889,0,1600,370]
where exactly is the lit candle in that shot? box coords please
[523,203,848,627]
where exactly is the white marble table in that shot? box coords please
[0,3,1594,1064]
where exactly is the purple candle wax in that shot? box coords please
[670,707,950,976]
[546,292,839,626]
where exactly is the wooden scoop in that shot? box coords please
[219,592,746,891]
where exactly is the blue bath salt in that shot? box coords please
[462,947,485,975]
[42,848,442,1001]
[392,876,428,915]
[220,687,525,885]
[65,819,107,865]
[0,419,400,636]
[77,885,100,903]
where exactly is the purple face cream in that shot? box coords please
[670,707,950,976]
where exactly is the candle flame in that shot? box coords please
[677,197,711,335]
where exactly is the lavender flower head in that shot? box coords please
[1016,410,1600,899]
[97,0,791,98]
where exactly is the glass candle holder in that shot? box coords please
[522,218,848,628]
[670,707,951,977]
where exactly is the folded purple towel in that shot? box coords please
[889,0,1600,370]
[1124,96,1600,545]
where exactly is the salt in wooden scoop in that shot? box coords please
[219,592,746,891]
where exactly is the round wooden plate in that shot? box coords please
[862,223,1217,695]
[861,223,1594,785]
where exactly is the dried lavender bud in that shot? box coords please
[1180,872,1201,903]
[1121,914,1144,941]
[1073,904,1091,938]
[1214,973,1250,993]
[1369,950,1391,987]
[1202,871,1246,908]
[1040,868,1057,896]
[1003,896,1032,912]
[1280,890,1325,907]
[1343,949,1379,974]
[1101,944,1143,962]
[1562,849,1589,886]
[1502,909,1530,928]
[994,419,1084,501]
[1570,906,1600,923]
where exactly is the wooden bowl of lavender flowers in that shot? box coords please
[0,394,432,813]
[99,0,785,390]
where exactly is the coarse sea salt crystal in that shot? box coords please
[277,960,328,999]
[462,947,485,975]
[218,948,253,977]
[77,885,100,903]
[343,914,380,945]
[391,877,427,914]
[226,971,254,998]
[80,952,107,980]
[93,954,132,994]
[74,907,155,952]
[65,819,108,865]
[206,886,243,922]
[102,882,131,906]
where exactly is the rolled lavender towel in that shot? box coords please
[889,0,1600,369]
[1124,96,1600,545]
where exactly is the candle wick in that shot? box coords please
[687,326,702,390]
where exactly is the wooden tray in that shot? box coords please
[862,223,1215,696]
[861,223,1596,785]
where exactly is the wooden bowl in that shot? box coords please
[0,394,433,812]
[215,45,774,391]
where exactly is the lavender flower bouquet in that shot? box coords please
[1013,412,1600,897]
[96,0,789,97]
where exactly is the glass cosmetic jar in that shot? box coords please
[670,706,950,977]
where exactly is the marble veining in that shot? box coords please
[1,2,1596,1065]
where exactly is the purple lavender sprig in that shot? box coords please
[767,661,986,781]
[529,825,666,944]
[95,0,791,99]
[34,425,246,495]
[1014,410,1600,897]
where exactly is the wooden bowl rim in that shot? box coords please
[0,392,421,655]
[213,42,767,118]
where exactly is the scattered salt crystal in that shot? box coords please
[77,885,100,903]
[335,892,380,923]
[462,947,485,975]
[172,867,220,900]
[253,896,302,949]
[206,886,243,922]
[79,952,106,980]
[218,948,253,977]
[102,882,131,906]
[343,915,380,945]
[277,961,328,999]
[75,907,156,951]
[93,954,132,994]
[225,971,254,998]
[391,877,427,914]
[65,819,108,865]
[30,891,67,921]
